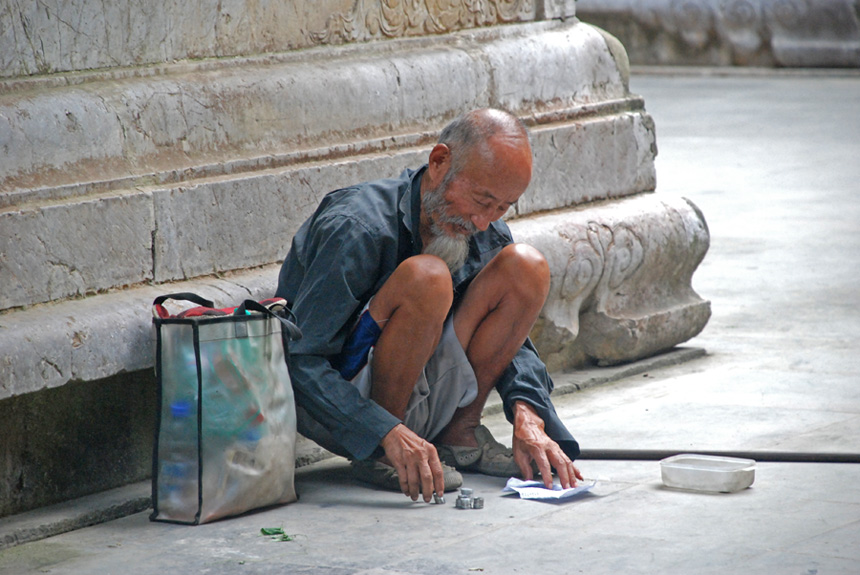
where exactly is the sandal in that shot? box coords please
[350,459,463,492]
[436,425,524,478]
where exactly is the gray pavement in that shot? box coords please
[2,68,859,574]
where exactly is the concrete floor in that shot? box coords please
[1,68,859,574]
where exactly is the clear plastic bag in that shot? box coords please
[151,294,300,524]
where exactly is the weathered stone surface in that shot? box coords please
[0,267,278,400]
[1,21,648,308]
[0,373,155,520]
[0,191,710,400]
[151,152,425,282]
[0,105,659,393]
[0,12,693,395]
[32,105,655,291]
[0,0,715,522]
[0,99,659,385]
[149,106,656,283]
[0,91,662,398]
[576,0,860,67]
[1,21,621,204]
[524,111,656,214]
[512,194,711,371]
[0,0,575,80]
[481,22,626,112]
[0,194,154,310]
[541,0,577,19]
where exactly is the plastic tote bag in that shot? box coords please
[150,293,302,524]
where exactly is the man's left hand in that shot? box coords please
[512,401,583,489]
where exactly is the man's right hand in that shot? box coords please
[512,401,583,489]
[380,423,445,502]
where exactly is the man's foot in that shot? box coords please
[436,425,527,477]
[350,459,463,492]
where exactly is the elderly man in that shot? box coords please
[276,108,582,502]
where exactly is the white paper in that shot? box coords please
[502,477,596,501]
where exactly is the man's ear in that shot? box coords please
[427,144,451,183]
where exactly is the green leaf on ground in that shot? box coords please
[260,527,296,541]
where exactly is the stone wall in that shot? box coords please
[0,0,709,516]
[0,0,576,78]
[576,0,860,67]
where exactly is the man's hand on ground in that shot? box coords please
[380,423,445,502]
[512,401,583,489]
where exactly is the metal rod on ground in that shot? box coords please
[577,449,860,463]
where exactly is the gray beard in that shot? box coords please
[421,169,477,273]
[423,233,470,273]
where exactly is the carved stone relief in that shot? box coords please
[576,0,860,67]
[0,0,541,80]
[308,0,536,45]
[514,194,711,371]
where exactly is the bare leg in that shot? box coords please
[364,255,454,500]
[366,255,453,419]
[434,243,550,447]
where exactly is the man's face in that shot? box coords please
[426,160,526,236]
[422,169,479,240]
[421,133,532,271]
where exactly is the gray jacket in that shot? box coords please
[276,165,580,461]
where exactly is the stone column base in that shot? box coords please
[513,193,711,371]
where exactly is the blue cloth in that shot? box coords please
[333,310,382,381]
[275,165,580,461]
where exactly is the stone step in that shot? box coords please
[0,265,277,401]
[0,192,708,401]
[1,20,626,204]
[0,346,704,552]
[2,20,653,314]
[0,107,656,313]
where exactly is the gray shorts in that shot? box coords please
[351,314,478,441]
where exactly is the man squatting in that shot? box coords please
[276,108,583,502]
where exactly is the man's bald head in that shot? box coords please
[438,108,532,181]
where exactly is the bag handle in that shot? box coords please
[236,300,303,342]
[152,292,217,319]
[152,292,215,308]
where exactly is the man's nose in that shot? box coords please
[471,212,492,231]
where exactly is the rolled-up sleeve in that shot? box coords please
[495,339,581,461]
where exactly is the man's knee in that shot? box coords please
[395,255,453,298]
[496,243,550,299]
[373,255,454,320]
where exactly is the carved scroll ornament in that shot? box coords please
[308,0,536,44]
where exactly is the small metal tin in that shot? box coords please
[433,492,445,505]
[455,487,482,509]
